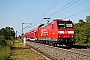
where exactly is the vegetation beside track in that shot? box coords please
[0,26,15,60]
[75,16,90,46]
[0,39,14,60]
[8,40,47,60]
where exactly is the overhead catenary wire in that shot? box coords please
[31,0,62,24]
[30,0,88,28]
[63,7,90,19]
[19,0,60,34]
[28,0,81,30]
[44,0,62,15]
[55,0,87,17]
[45,0,59,13]
[48,0,81,17]
[27,0,62,30]
[48,0,75,17]
[30,0,75,29]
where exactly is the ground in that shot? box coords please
[8,40,47,60]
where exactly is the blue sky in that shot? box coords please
[0,0,90,36]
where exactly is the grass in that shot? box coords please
[8,40,47,60]
[0,40,13,60]
[0,45,11,60]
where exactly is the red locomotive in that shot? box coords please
[22,19,75,46]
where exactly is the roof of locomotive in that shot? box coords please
[53,19,72,22]
[38,19,73,28]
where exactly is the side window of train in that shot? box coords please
[52,24,54,29]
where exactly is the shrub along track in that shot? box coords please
[26,41,90,60]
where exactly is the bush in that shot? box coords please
[0,46,11,60]
[4,36,14,40]
[0,39,14,60]
[0,36,7,46]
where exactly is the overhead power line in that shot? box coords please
[56,0,87,17]
[48,0,75,17]
[19,0,61,34]
[48,0,81,17]
[63,7,90,19]
[44,0,62,15]
[32,0,62,22]
[29,0,62,29]
[29,0,74,30]
[29,0,80,30]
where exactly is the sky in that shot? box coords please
[0,0,90,36]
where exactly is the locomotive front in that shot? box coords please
[57,20,75,46]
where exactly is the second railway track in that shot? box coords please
[26,41,90,60]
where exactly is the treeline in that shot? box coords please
[0,27,15,40]
[74,16,90,46]
[0,27,15,60]
[0,27,15,46]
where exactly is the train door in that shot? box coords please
[51,22,58,41]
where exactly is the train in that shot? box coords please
[21,19,75,46]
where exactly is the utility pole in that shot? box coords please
[22,22,32,46]
[22,23,32,35]
[16,31,17,39]
[22,23,23,35]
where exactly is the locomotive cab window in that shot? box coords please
[58,22,65,28]
[66,21,73,28]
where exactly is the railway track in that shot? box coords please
[26,41,90,60]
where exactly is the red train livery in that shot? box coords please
[22,19,75,46]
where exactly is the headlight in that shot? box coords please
[58,31,64,34]
[68,31,74,34]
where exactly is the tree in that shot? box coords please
[86,15,90,22]
[0,27,15,40]
[0,28,7,36]
[79,19,84,23]
[74,17,90,46]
